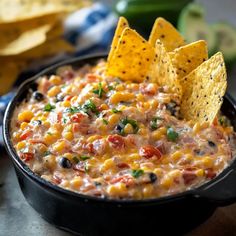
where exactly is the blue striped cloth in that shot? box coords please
[0,3,117,145]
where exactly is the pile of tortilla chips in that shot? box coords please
[106,17,227,124]
[0,0,90,95]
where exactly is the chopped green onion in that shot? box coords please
[131,169,144,178]
[66,106,81,114]
[116,117,139,135]
[112,108,122,113]
[167,127,179,142]
[108,85,114,90]
[73,156,80,163]
[80,155,91,161]
[43,151,51,156]
[102,118,109,125]
[150,116,163,130]
[44,103,55,112]
[83,100,99,116]
[93,82,105,98]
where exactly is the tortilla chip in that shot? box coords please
[107,17,129,62]
[106,28,155,82]
[180,52,227,123]
[149,40,182,97]
[20,38,74,59]
[0,0,90,23]
[47,22,64,40]
[149,17,185,52]
[0,24,52,55]
[0,61,25,95]
[169,40,208,80]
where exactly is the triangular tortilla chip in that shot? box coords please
[169,40,208,80]
[149,40,182,98]
[106,28,155,82]
[107,17,129,62]
[180,52,227,123]
[149,17,185,52]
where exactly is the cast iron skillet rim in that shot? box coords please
[3,53,236,205]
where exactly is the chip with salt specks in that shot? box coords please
[107,17,129,62]
[149,40,182,98]
[149,17,185,52]
[180,52,227,123]
[169,40,208,80]
[106,27,155,82]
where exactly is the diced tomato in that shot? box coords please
[71,113,86,123]
[205,168,216,179]
[110,175,134,186]
[65,95,73,101]
[182,170,197,185]
[20,152,34,162]
[52,174,62,184]
[212,117,219,126]
[57,112,62,123]
[20,130,32,140]
[139,145,162,159]
[83,143,94,154]
[86,74,98,82]
[29,139,47,145]
[107,135,125,149]
[140,83,157,96]
[117,162,130,169]
[73,123,80,132]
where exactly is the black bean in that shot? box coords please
[33,91,44,101]
[149,173,157,183]
[59,157,72,168]
[194,149,205,156]
[55,93,64,102]
[208,141,216,147]
[94,182,102,187]
[115,124,123,133]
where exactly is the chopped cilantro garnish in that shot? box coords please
[80,155,91,161]
[47,132,52,135]
[150,116,163,130]
[116,117,139,135]
[83,100,99,116]
[167,127,179,142]
[131,169,144,178]
[63,117,67,124]
[44,103,55,112]
[93,82,105,98]
[112,108,122,113]
[73,156,80,163]
[108,85,114,90]
[66,106,81,114]
[102,118,109,125]
[43,151,51,156]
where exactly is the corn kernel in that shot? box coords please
[18,110,34,122]
[196,169,204,177]
[53,140,66,153]
[87,135,102,143]
[47,86,60,97]
[101,158,114,171]
[63,131,73,141]
[63,153,73,161]
[44,133,57,145]
[100,104,109,110]
[43,121,51,128]
[20,122,28,130]
[143,184,154,198]
[61,180,69,188]
[202,156,214,168]
[38,144,47,153]
[150,99,158,109]
[161,176,173,189]
[116,84,125,91]
[108,114,120,126]
[151,130,163,140]
[153,168,163,177]
[110,92,135,104]
[43,155,56,169]
[16,141,26,150]
[71,177,83,189]
[159,127,167,134]
[124,123,133,134]
[107,183,127,196]
[49,75,62,85]
[136,94,144,102]
[171,151,182,162]
[61,100,71,107]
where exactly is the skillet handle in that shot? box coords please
[193,163,236,206]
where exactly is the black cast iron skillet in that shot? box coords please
[3,54,236,236]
